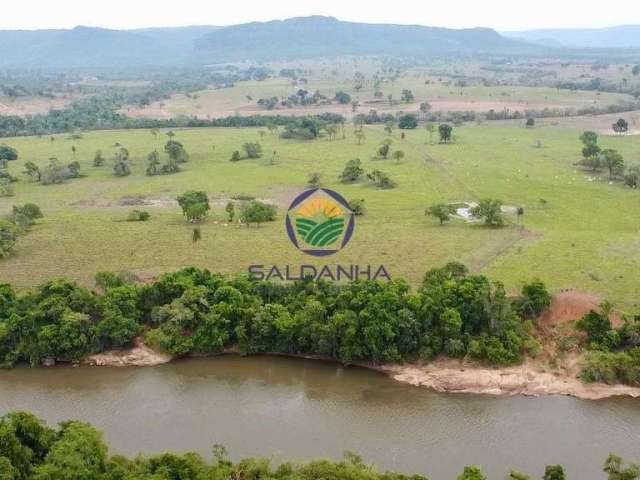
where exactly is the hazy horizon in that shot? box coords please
[2,0,640,31]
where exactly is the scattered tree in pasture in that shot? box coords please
[439,124,453,143]
[0,145,18,164]
[612,118,629,135]
[419,102,431,116]
[377,143,390,159]
[230,150,241,162]
[41,158,67,185]
[601,149,625,179]
[166,130,176,140]
[366,170,395,189]
[334,91,351,104]
[425,123,436,143]
[580,131,598,146]
[392,150,405,163]
[266,122,278,135]
[145,150,161,176]
[225,202,235,222]
[242,142,263,159]
[384,121,394,136]
[192,227,202,244]
[164,140,189,163]
[325,124,339,140]
[340,158,364,183]
[23,161,41,182]
[401,89,415,103]
[307,172,321,188]
[471,199,504,227]
[525,117,535,128]
[177,191,210,223]
[353,128,366,145]
[426,203,455,225]
[580,131,601,171]
[398,113,418,129]
[0,221,17,258]
[240,200,277,226]
[93,150,105,167]
[348,198,365,216]
[624,165,640,188]
[66,161,81,178]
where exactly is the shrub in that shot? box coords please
[240,200,277,226]
[126,210,151,222]
[367,170,395,189]
[398,114,418,129]
[348,199,365,216]
[340,159,364,183]
[242,142,262,159]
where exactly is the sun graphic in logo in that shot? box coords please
[285,189,355,256]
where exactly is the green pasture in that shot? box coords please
[0,123,639,308]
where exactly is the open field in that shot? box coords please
[125,74,634,120]
[0,94,79,116]
[0,122,639,308]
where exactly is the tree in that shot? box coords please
[145,150,161,176]
[177,191,210,223]
[624,165,640,188]
[384,121,394,136]
[580,132,602,171]
[335,91,351,104]
[426,203,455,225]
[239,200,277,226]
[401,89,415,103]
[93,150,105,167]
[366,170,395,189]
[439,124,453,143]
[242,142,262,159]
[517,279,551,318]
[543,465,566,480]
[230,151,241,162]
[525,117,535,128]
[23,161,41,182]
[471,199,504,227]
[377,143,390,159]
[392,150,405,163]
[192,227,202,244]
[307,172,321,188]
[612,118,629,135]
[601,149,625,179]
[113,147,130,177]
[425,123,436,143]
[603,453,640,480]
[0,145,18,163]
[354,129,365,145]
[11,203,43,228]
[580,131,599,146]
[0,221,17,258]
[66,161,81,179]
[40,158,67,185]
[398,114,418,129]
[164,140,189,163]
[340,158,364,183]
[225,202,235,222]
[419,102,431,116]
[457,466,487,480]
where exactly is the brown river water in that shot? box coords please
[0,355,639,479]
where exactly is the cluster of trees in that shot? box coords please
[257,90,330,110]
[2,411,636,480]
[146,139,189,176]
[426,200,507,227]
[0,263,546,368]
[0,145,19,194]
[338,158,394,189]
[576,307,640,386]
[578,131,638,184]
[0,204,42,257]
[231,142,263,161]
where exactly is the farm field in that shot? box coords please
[125,75,634,119]
[1,122,639,308]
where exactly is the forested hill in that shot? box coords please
[0,16,538,68]
[194,16,538,60]
[504,25,640,49]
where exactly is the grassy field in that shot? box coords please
[0,122,639,309]
[126,75,634,119]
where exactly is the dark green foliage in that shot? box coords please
[9,204,43,228]
[543,465,566,480]
[239,201,277,226]
[0,265,540,369]
[280,117,322,140]
[164,140,189,163]
[242,142,262,159]
[340,159,364,183]
[426,204,455,225]
[0,145,18,162]
[470,199,504,227]
[0,221,17,258]
[398,114,418,129]
[230,150,241,162]
[576,310,614,348]
[515,279,551,319]
[401,89,415,103]
[438,123,453,143]
[335,91,351,104]
[177,191,210,223]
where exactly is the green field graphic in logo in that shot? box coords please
[285,188,355,256]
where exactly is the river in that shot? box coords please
[0,356,638,479]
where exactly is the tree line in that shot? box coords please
[1,411,637,480]
[0,263,549,369]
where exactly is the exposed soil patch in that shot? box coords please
[83,338,170,367]
[539,290,622,328]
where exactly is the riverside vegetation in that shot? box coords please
[1,263,639,387]
[0,411,638,480]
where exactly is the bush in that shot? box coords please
[348,199,365,216]
[340,159,364,183]
[242,142,262,159]
[177,191,210,223]
[366,170,395,189]
[126,210,151,222]
[240,200,277,226]
[398,114,418,129]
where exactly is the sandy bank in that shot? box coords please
[377,359,640,400]
[81,343,640,400]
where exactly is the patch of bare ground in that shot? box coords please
[83,338,170,367]
[539,289,622,328]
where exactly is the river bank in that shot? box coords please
[81,342,640,400]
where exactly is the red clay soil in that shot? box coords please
[538,290,622,328]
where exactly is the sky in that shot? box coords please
[2,0,640,31]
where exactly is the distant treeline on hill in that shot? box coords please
[1,410,637,480]
[0,263,550,369]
